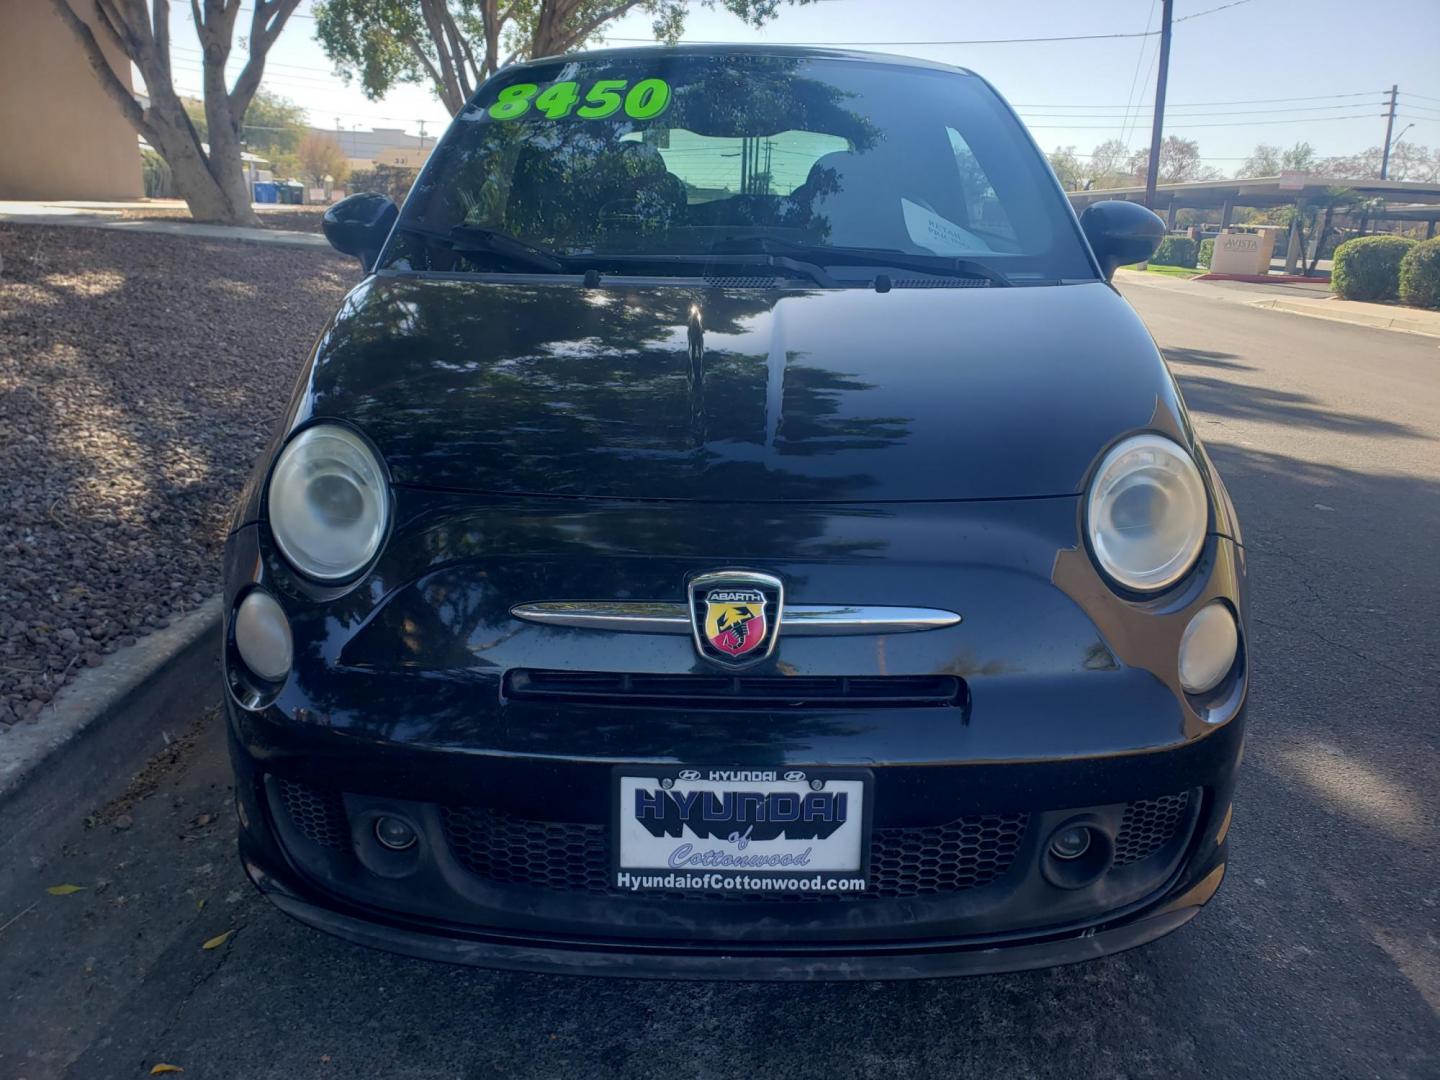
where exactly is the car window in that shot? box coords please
[386,53,1095,283]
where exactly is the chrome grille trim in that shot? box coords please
[510,601,960,636]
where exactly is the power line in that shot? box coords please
[1018,103,1383,119]
[606,0,1249,46]
[1027,114,1383,130]
[1013,93,1387,110]
[608,29,1158,45]
[1117,0,1158,151]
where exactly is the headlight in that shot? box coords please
[267,424,388,581]
[1086,434,1207,592]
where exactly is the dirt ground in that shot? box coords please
[0,224,355,724]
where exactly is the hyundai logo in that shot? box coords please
[677,769,701,781]
[784,770,807,782]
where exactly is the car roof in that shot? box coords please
[514,42,977,79]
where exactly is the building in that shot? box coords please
[317,126,433,174]
[0,0,142,200]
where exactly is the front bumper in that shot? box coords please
[225,490,1246,978]
[230,701,1241,979]
[249,857,1225,981]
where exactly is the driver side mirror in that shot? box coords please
[322,192,399,271]
[1079,200,1166,280]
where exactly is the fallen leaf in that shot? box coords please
[151,1065,185,1075]
[47,884,85,896]
[201,929,233,950]
[195,898,206,911]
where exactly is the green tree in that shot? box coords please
[1046,146,1083,190]
[1128,136,1218,185]
[48,0,301,225]
[1236,143,1280,178]
[313,0,816,116]
[1086,138,1133,188]
[184,88,306,159]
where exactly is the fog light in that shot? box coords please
[234,590,292,682]
[374,816,417,851]
[1049,826,1092,860]
[1178,601,1239,694]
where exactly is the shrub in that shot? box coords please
[1398,236,1440,309]
[1152,235,1198,268]
[1198,238,1214,269]
[1331,235,1416,301]
[140,147,174,198]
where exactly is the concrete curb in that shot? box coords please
[1248,297,1440,339]
[0,597,223,871]
[0,212,328,249]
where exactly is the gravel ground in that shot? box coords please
[119,207,328,233]
[0,224,354,725]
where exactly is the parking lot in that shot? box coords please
[1,275,1437,1080]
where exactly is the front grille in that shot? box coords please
[505,670,964,709]
[441,806,1027,901]
[276,778,349,850]
[1113,791,1191,865]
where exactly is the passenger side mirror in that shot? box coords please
[1079,200,1166,280]
[322,192,399,272]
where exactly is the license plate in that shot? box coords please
[613,767,871,896]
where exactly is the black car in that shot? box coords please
[224,45,1247,979]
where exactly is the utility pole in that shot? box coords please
[1380,85,1398,179]
[418,120,427,149]
[1143,0,1174,211]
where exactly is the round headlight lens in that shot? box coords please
[267,425,388,581]
[1178,601,1239,694]
[1087,434,1208,592]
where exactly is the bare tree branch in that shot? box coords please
[549,1,647,55]
[229,0,300,118]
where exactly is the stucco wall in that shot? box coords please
[0,0,143,200]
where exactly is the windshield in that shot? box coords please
[383,51,1097,284]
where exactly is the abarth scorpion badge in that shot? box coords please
[688,570,783,668]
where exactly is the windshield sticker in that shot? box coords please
[489,78,672,122]
[901,198,991,256]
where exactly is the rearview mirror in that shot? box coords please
[322,192,399,271]
[1079,200,1166,280]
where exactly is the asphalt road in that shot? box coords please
[2,279,1437,1080]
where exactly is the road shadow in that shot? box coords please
[1176,371,1426,440]
[1161,345,1256,372]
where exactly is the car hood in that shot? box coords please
[293,275,1187,502]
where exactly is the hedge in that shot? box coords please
[1398,236,1440,309]
[1331,235,1416,301]
[1152,236,1198,268]
[1198,238,1214,269]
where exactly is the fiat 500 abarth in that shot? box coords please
[224,45,1247,979]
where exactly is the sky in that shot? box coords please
[160,0,1440,169]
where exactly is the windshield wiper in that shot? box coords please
[448,225,567,273]
[397,222,567,273]
[584,250,836,287]
[709,237,1012,287]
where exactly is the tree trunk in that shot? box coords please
[48,0,286,227]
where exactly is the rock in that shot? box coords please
[112,814,133,831]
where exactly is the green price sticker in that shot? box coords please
[488,77,672,122]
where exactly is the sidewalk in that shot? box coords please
[1247,294,1440,338]
[1114,268,1440,339]
[0,199,327,249]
